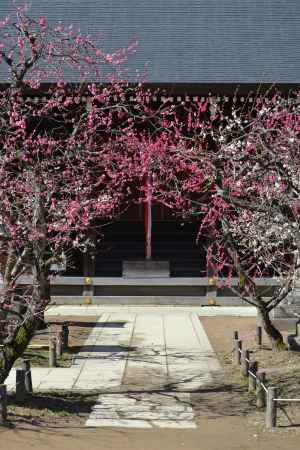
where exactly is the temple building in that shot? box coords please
[1,1,299,305]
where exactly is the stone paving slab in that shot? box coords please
[86,418,197,429]
[6,311,220,395]
[80,313,220,428]
[91,405,193,413]
[86,392,197,429]
[85,418,153,428]
[46,305,257,317]
[73,313,136,391]
[5,309,222,429]
[5,368,82,392]
[122,314,167,388]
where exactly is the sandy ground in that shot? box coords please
[200,316,258,353]
[2,315,300,450]
[1,415,300,450]
[36,315,100,348]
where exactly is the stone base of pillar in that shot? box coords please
[122,260,170,278]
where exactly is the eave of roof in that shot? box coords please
[0,1,299,84]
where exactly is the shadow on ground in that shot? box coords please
[67,321,127,328]
[191,378,254,419]
[6,392,98,427]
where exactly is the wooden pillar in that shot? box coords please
[84,98,96,296]
[144,173,152,261]
[82,233,96,300]
[83,252,95,278]
[206,267,217,305]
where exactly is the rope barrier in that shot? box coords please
[260,382,268,393]
[234,330,300,428]
[248,370,257,380]
[244,358,267,392]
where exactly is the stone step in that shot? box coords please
[89,409,194,421]
[92,405,193,413]
[86,418,197,428]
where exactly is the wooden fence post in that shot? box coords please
[0,319,5,335]
[7,324,14,340]
[248,361,258,392]
[21,359,33,393]
[49,323,56,335]
[0,384,7,424]
[296,321,300,337]
[266,387,278,429]
[62,323,69,349]
[241,349,250,377]
[56,331,63,359]
[256,326,262,347]
[234,339,242,365]
[16,368,26,403]
[49,337,57,367]
[256,371,266,408]
[233,330,239,341]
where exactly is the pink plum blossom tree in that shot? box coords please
[0,4,141,382]
[146,93,300,349]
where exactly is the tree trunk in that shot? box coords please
[33,265,51,330]
[0,252,51,382]
[32,184,51,329]
[257,307,286,350]
[0,317,37,384]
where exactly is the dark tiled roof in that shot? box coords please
[1,0,299,83]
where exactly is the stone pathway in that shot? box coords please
[71,312,220,392]
[6,309,223,428]
[86,392,196,429]
[76,311,220,428]
[47,305,257,317]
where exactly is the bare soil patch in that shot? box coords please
[7,316,99,427]
[200,316,300,433]
[6,392,97,428]
[14,315,99,368]
[1,415,300,450]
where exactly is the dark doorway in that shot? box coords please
[66,204,207,277]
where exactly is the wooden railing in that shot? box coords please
[0,276,281,305]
